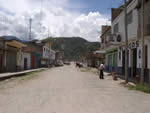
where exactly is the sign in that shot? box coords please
[128,40,139,49]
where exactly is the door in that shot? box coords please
[132,48,137,78]
[6,51,17,72]
[32,55,35,69]
[122,51,125,75]
[24,58,27,70]
[108,54,112,72]
[113,53,117,72]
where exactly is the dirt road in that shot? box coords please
[0,64,150,113]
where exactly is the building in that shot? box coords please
[41,40,56,67]
[49,49,56,65]
[136,0,150,83]
[55,51,64,62]
[0,36,26,72]
[26,40,43,69]
[100,25,120,73]
[21,46,32,70]
[106,0,150,83]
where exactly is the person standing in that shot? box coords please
[99,62,104,79]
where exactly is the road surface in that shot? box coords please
[0,63,150,113]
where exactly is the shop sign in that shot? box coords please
[128,40,139,49]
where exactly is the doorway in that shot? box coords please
[122,51,125,75]
[24,58,27,70]
[132,48,137,78]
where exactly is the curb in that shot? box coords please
[0,68,47,81]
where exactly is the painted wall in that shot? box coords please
[43,46,50,59]
[21,52,31,70]
[112,0,138,42]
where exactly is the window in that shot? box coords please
[127,11,133,25]
[114,23,119,33]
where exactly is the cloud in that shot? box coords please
[0,0,110,42]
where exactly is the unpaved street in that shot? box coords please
[0,64,150,113]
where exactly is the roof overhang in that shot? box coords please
[6,40,26,48]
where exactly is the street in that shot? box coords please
[0,63,150,113]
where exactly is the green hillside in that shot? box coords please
[42,37,100,60]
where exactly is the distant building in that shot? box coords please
[41,40,56,67]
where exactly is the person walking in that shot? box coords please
[99,62,105,79]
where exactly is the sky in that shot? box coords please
[0,0,123,42]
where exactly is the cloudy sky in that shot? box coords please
[0,0,123,42]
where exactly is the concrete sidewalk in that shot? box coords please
[0,68,47,81]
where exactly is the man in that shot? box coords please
[99,62,104,79]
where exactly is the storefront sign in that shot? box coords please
[128,40,139,49]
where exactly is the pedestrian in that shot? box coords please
[99,62,105,79]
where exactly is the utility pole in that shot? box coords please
[141,0,145,85]
[29,18,32,41]
[124,0,129,83]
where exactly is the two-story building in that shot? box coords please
[109,0,139,80]
[100,24,121,73]
[41,39,56,67]
[109,0,150,83]
[136,0,150,83]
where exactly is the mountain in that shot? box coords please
[42,37,100,60]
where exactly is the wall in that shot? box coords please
[43,46,50,59]
[21,52,31,70]
[111,0,138,42]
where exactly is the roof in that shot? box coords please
[0,36,27,43]
[111,0,133,22]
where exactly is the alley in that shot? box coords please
[0,63,150,113]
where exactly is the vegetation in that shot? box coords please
[43,37,100,60]
[129,84,150,94]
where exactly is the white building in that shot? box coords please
[41,42,56,66]
[109,0,150,83]
[20,52,31,70]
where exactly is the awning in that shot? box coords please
[106,48,118,53]
[6,40,26,48]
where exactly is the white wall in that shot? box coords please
[43,46,50,59]
[21,52,31,70]
[145,40,150,69]
[112,0,138,42]
[50,49,55,60]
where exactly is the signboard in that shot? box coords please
[128,40,139,49]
